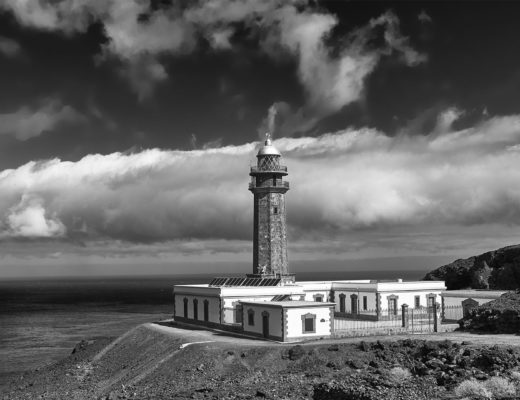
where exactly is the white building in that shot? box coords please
[441,289,509,321]
[172,134,447,341]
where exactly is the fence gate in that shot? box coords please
[407,306,436,334]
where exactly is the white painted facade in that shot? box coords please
[240,301,334,341]
[172,278,447,335]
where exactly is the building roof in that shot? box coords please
[240,300,335,308]
[441,289,509,298]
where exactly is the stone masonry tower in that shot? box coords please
[249,133,289,278]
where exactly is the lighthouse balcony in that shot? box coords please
[249,181,290,190]
[250,165,288,174]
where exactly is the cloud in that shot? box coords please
[418,10,432,23]
[262,9,426,136]
[3,195,66,238]
[0,98,85,141]
[0,109,519,256]
[1,1,425,113]
[0,36,21,57]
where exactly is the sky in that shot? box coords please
[0,0,519,278]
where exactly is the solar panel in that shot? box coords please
[209,276,282,287]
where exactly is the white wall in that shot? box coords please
[286,306,332,339]
[334,291,377,313]
[302,290,329,302]
[442,295,497,308]
[332,289,444,314]
[242,304,283,339]
[222,295,275,324]
[174,294,220,323]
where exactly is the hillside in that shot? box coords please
[423,244,520,290]
[6,323,520,399]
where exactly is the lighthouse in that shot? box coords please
[249,133,290,279]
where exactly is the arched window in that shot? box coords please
[193,299,198,320]
[183,298,188,318]
[339,294,346,313]
[248,309,255,326]
[350,294,358,314]
[203,299,209,322]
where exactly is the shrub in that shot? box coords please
[386,367,412,385]
[454,379,492,399]
[509,371,520,382]
[484,377,516,399]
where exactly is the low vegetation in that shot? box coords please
[5,325,520,400]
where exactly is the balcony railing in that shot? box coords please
[250,165,287,173]
[249,181,290,190]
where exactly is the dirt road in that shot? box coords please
[152,320,520,348]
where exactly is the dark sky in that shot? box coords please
[0,1,519,277]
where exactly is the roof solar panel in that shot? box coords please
[209,276,282,287]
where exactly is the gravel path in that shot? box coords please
[151,321,520,348]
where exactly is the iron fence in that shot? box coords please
[333,305,461,338]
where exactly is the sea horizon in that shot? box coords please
[0,266,442,380]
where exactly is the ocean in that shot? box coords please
[0,269,433,381]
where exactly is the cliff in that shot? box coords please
[423,244,520,290]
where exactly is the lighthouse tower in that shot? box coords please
[249,133,290,280]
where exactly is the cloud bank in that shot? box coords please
[0,110,519,253]
[1,0,424,117]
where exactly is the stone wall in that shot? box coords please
[253,191,288,275]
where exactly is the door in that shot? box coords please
[262,313,269,338]
[351,295,358,314]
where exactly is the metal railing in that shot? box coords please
[250,165,288,173]
[249,181,290,190]
[333,305,457,338]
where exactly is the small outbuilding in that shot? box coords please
[240,300,335,342]
[441,289,509,321]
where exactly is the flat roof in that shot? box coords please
[442,289,509,298]
[240,300,335,308]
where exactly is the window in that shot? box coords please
[387,295,398,316]
[363,296,368,311]
[248,309,255,326]
[301,313,316,333]
[427,294,436,313]
[415,296,421,308]
[183,298,188,318]
[272,175,277,186]
[203,300,209,322]
[193,299,198,320]
[339,294,346,313]
[350,294,358,314]
[313,294,323,302]
[273,207,278,214]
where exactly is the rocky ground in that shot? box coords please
[4,323,520,399]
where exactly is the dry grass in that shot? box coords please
[484,377,516,399]
[386,367,412,385]
[454,378,492,399]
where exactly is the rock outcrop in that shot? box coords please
[423,244,520,290]
[459,291,520,333]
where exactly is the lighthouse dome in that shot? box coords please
[257,134,281,156]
